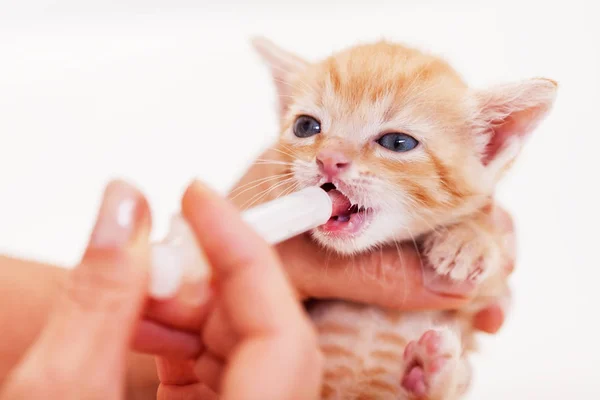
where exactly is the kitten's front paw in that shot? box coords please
[422,224,500,283]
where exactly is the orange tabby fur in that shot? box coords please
[231,37,557,399]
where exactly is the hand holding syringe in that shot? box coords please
[0,180,329,400]
[149,186,332,299]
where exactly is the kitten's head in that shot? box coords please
[253,37,557,255]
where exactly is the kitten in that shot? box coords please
[234,37,557,399]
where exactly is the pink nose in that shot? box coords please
[316,149,351,178]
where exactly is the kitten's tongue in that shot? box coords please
[327,190,352,218]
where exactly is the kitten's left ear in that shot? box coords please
[251,36,310,117]
[472,77,558,179]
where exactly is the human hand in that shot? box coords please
[0,179,323,400]
[0,181,153,399]
[277,204,516,334]
[225,148,517,334]
[153,181,322,400]
[142,192,514,375]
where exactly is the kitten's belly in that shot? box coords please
[308,301,454,400]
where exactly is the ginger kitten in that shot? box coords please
[236,37,557,399]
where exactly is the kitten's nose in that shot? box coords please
[316,149,351,178]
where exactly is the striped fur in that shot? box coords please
[243,37,557,399]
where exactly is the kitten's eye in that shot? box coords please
[293,115,321,138]
[376,133,419,152]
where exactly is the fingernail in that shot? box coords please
[89,180,141,249]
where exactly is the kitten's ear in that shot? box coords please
[472,77,558,179]
[251,36,310,117]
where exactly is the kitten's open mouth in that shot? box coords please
[319,183,373,236]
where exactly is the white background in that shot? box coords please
[1,1,599,399]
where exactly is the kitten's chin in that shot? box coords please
[310,227,380,256]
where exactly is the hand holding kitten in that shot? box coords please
[223,147,515,333]
[141,164,512,366]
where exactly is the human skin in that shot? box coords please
[0,159,514,396]
[0,180,322,400]
[142,156,514,397]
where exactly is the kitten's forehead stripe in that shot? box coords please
[327,58,342,94]
[320,41,467,123]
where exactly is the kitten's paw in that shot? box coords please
[401,329,460,399]
[422,224,500,283]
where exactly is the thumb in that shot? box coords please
[1,180,152,399]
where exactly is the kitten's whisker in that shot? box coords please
[252,160,295,167]
[229,172,292,195]
[240,177,296,210]
[241,177,294,209]
[237,175,293,204]
[279,181,301,198]
[393,240,409,307]
[386,194,446,236]
[253,157,295,164]
[378,245,386,285]
[279,143,305,159]
[270,146,301,160]
[229,172,294,201]
[324,247,332,279]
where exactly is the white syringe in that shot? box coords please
[149,186,332,299]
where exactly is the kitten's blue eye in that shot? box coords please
[376,133,419,152]
[293,115,321,138]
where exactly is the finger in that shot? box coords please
[133,319,203,359]
[152,306,231,390]
[158,382,219,400]
[155,355,222,399]
[2,180,151,397]
[202,305,237,359]
[279,206,517,310]
[154,348,224,392]
[473,304,505,334]
[156,358,199,386]
[143,294,215,334]
[277,235,471,311]
[149,305,231,385]
[473,283,512,334]
[182,180,310,337]
[193,352,224,393]
[222,336,323,400]
[182,181,323,400]
[133,290,213,359]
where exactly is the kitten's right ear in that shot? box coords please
[251,37,310,117]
